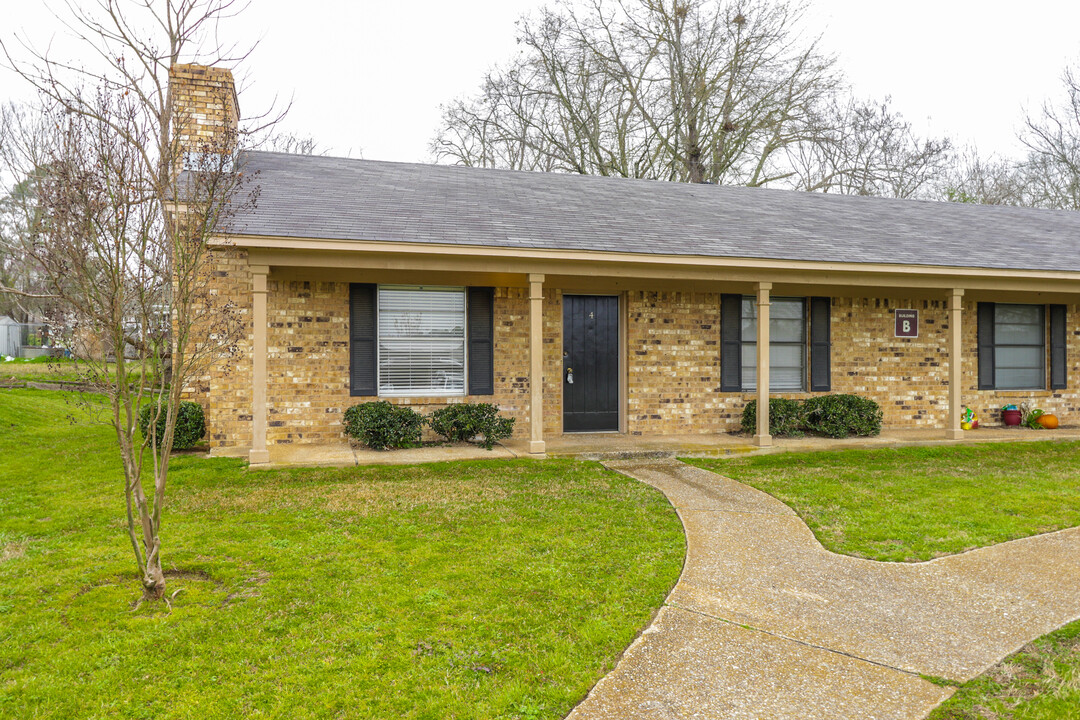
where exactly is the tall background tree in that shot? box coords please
[432,0,950,196]
[0,0,273,601]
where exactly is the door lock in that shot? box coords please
[565,367,574,384]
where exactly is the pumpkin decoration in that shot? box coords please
[1038,413,1059,430]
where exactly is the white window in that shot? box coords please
[993,304,1045,390]
[741,297,806,392]
[377,286,466,396]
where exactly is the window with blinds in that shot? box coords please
[741,297,806,392]
[993,303,1045,390]
[377,286,466,396]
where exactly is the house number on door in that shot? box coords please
[588,311,595,319]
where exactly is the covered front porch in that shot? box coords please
[225,238,1080,466]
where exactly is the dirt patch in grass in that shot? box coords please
[1,536,29,562]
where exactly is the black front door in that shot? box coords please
[563,295,619,432]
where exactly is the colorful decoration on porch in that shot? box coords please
[961,407,978,431]
[1038,413,1060,429]
[1002,404,1022,426]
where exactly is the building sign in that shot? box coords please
[895,309,918,338]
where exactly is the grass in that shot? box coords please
[0,389,684,719]
[686,442,1080,562]
[0,357,150,385]
[928,618,1080,719]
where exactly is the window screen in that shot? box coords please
[994,304,1045,390]
[741,297,806,392]
[378,286,466,396]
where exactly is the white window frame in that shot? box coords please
[740,296,807,393]
[377,285,468,398]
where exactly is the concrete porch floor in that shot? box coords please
[508,425,1080,461]
[252,426,1080,469]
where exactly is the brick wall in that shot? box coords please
[189,270,1080,450]
[830,297,949,427]
[183,248,253,451]
[169,64,238,155]
[262,282,537,446]
[962,301,1080,426]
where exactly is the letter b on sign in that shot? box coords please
[895,309,918,338]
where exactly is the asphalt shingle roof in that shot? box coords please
[228,150,1080,273]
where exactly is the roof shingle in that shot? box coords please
[227,151,1080,273]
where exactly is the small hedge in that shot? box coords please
[429,403,515,450]
[343,401,516,451]
[740,398,805,437]
[802,394,883,438]
[740,394,882,439]
[138,400,206,450]
[344,401,425,450]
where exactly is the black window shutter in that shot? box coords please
[977,302,995,390]
[720,294,742,392]
[468,287,495,395]
[349,283,377,396]
[1050,304,1067,390]
[809,297,832,392]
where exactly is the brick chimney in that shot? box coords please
[168,63,239,162]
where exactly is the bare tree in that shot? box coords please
[433,0,840,184]
[940,147,1027,206]
[790,96,952,198]
[431,0,950,195]
[0,0,268,601]
[265,131,324,156]
[0,104,56,319]
[1020,67,1080,210]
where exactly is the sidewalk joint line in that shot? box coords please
[666,603,924,679]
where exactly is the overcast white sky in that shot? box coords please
[2,0,1079,164]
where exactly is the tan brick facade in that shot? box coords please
[169,64,238,156]
[189,258,1080,451]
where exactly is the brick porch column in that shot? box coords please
[755,282,772,447]
[528,273,546,455]
[249,265,270,465]
[946,288,965,440]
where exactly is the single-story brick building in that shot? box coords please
[173,65,1080,464]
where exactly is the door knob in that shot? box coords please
[565,367,574,384]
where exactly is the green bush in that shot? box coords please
[138,400,206,450]
[740,398,805,437]
[428,403,516,450]
[344,401,425,450]
[740,394,883,439]
[802,394,883,438]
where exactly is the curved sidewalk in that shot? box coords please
[567,459,1080,720]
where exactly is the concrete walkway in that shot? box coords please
[567,459,1080,720]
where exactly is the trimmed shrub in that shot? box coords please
[802,394,883,438]
[740,398,805,437]
[344,401,425,450]
[429,403,516,450]
[138,401,206,450]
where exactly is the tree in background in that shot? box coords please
[0,104,55,321]
[1019,67,1080,210]
[0,0,271,601]
[432,0,949,196]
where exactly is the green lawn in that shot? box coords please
[0,357,152,386]
[686,443,1080,562]
[0,389,684,719]
[928,619,1080,720]
[689,444,1080,718]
